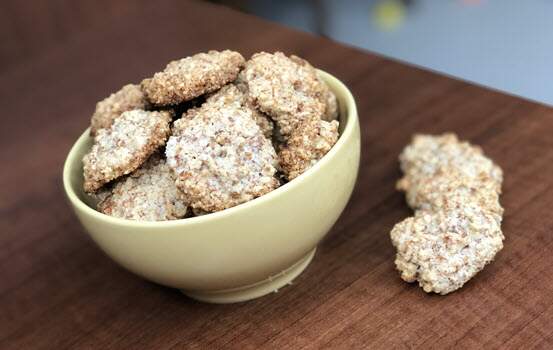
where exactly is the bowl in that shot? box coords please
[63,70,360,303]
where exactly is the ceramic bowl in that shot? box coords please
[63,70,360,303]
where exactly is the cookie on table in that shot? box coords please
[278,119,339,180]
[166,88,279,212]
[97,154,188,221]
[90,84,150,136]
[141,50,245,106]
[403,172,504,220]
[397,133,503,193]
[390,204,504,295]
[241,52,336,137]
[83,109,172,193]
[207,83,274,139]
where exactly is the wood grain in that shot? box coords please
[1,1,553,349]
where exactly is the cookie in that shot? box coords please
[397,133,503,193]
[166,89,279,212]
[83,109,172,193]
[391,133,504,295]
[90,84,149,136]
[206,84,274,139]
[403,172,504,220]
[141,50,245,106]
[278,119,339,180]
[242,52,335,137]
[97,155,188,221]
[289,55,339,122]
[391,205,504,295]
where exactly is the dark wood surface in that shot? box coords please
[2,1,553,348]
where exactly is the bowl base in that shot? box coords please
[181,248,316,304]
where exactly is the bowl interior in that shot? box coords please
[63,70,358,225]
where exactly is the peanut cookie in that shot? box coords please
[97,155,188,221]
[278,119,339,180]
[166,92,279,212]
[142,50,245,106]
[83,109,172,193]
[397,133,503,193]
[207,84,274,138]
[404,172,504,220]
[391,205,504,295]
[289,55,339,122]
[90,84,149,136]
[242,52,336,137]
[391,133,504,295]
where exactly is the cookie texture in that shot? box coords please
[90,84,150,136]
[83,109,172,193]
[278,119,339,179]
[97,155,188,221]
[397,133,503,193]
[242,52,336,137]
[391,206,504,295]
[289,55,339,122]
[166,87,279,212]
[391,133,504,295]
[142,50,245,106]
[403,172,504,220]
[207,84,274,139]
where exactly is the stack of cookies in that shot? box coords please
[390,133,505,295]
[82,50,339,221]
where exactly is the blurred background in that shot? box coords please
[214,0,553,106]
[2,0,551,105]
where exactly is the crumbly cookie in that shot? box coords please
[207,84,274,138]
[242,52,335,137]
[397,133,503,193]
[392,133,504,295]
[278,119,339,180]
[390,205,504,295]
[90,84,150,136]
[166,94,279,212]
[83,109,172,193]
[404,172,504,220]
[97,155,188,221]
[289,55,339,122]
[141,50,245,106]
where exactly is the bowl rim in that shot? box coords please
[63,69,358,228]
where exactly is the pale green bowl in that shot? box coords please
[63,70,360,303]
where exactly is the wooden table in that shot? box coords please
[2,1,553,348]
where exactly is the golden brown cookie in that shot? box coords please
[391,133,504,295]
[141,50,245,106]
[166,90,279,212]
[397,133,503,193]
[97,155,187,221]
[391,204,504,295]
[278,119,339,180]
[206,84,274,138]
[90,84,150,136]
[242,52,335,137]
[83,109,172,193]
